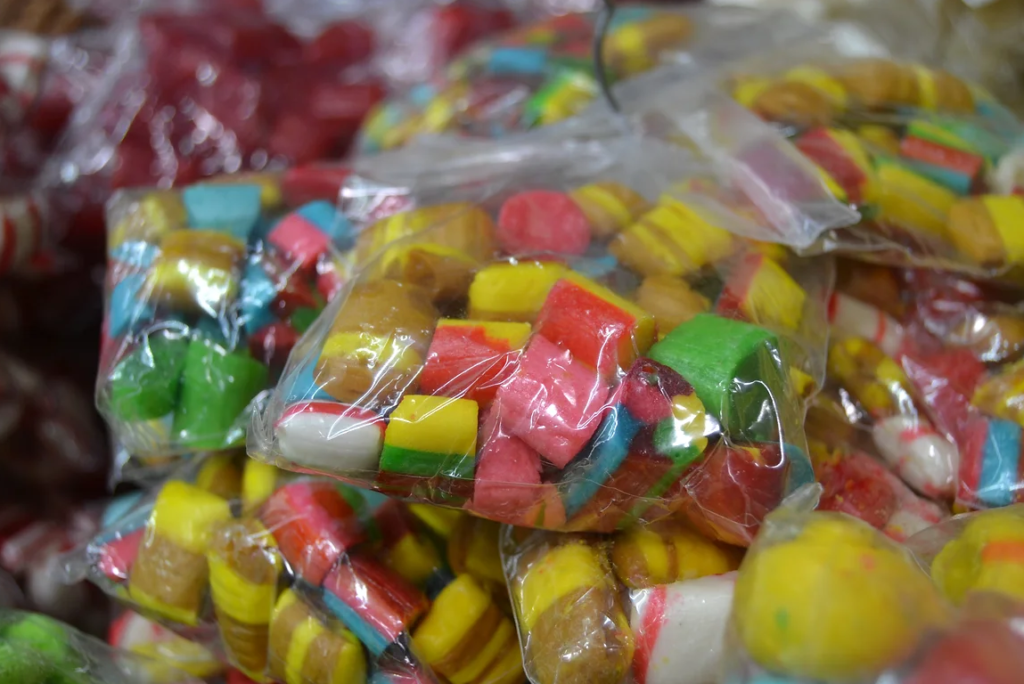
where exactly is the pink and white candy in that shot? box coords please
[872,414,958,498]
[829,292,905,358]
[276,401,385,473]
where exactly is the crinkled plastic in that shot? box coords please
[357,4,815,153]
[66,452,523,684]
[0,609,205,684]
[500,517,742,684]
[723,498,950,684]
[250,135,826,539]
[705,33,1024,278]
[96,170,357,466]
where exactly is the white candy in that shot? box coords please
[277,402,383,473]
[829,292,904,358]
[872,414,958,498]
[630,573,736,684]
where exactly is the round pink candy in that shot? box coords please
[497,190,591,256]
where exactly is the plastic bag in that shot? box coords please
[711,34,1024,278]
[95,170,358,467]
[357,4,814,153]
[66,453,523,684]
[724,501,949,684]
[500,518,742,684]
[0,609,205,684]
[250,134,825,539]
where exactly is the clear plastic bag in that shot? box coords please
[723,497,950,684]
[0,609,205,684]
[65,453,523,684]
[705,33,1024,278]
[357,4,814,153]
[500,519,742,684]
[95,170,356,465]
[250,134,824,539]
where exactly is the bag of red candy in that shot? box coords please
[65,452,526,684]
[95,169,354,468]
[249,134,828,538]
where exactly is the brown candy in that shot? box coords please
[837,59,920,109]
[947,198,1006,267]
[635,274,710,335]
[751,81,836,127]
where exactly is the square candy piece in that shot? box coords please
[495,334,610,468]
[380,395,479,480]
[536,272,655,374]
[472,407,544,521]
[419,318,532,405]
[268,213,332,271]
[716,253,807,332]
[277,401,385,473]
[649,314,786,441]
[146,230,245,314]
[182,184,262,241]
[468,261,566,322]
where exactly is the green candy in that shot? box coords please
[173,338,269,449]
[2,614,71,662]
[0,641,49,684]
[649,314,788,441]
[108,334,189,421]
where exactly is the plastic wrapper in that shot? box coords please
[0,609,205,683]
[723,495,950,684]
[500,518,742,684]
[109,610,226,683]
[702,33,1024,279]
[95,170,358,468]
[66,453,524,684]
[250,134,826,539]
[357,4,815,152]
[38,0,544,242]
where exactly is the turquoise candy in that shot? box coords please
[649,314,788,442]
[182,183,262,241]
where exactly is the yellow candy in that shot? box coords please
[931,508,1024,604]
[610,520,742,588]
[734,514,947,681]
[468,262,567,323]
[876,162,956,239]
[110,191,186,249]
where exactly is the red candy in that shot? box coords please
[497,190,591,256]
[472,408,545,521]
[248,321,299,370]
[904,619,1024,684]
[419,321,525,405]
[260,481,365,585]
[817,452,899,530]
[621,358,694,425]
[323,553,429,643]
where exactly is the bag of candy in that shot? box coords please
[357,4,816,153]
[0,609,205,683]
[684,30,1024,279]
[723,496,950,684]
[251,132,826,539]
[501,517,743,684]
[95,169,359,466]
[65,452,525,684]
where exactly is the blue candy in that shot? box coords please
[487,47,548,76]
[182,184,262,240]
[101,491,144,528]
[284,357,335,403]
[240,260,278,334]
[978,418,1022,508]
[782,443,816,497]
[109,273,155,338]
[110,241,159,269]
[560,404,642,517]
[322,588,389,656]
[297,200,354,250]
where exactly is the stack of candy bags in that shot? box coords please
[4,2,1024,684]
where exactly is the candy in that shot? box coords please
[182,184,262,241]
[875,159,957,240]
[716,253,807,332]
[371,500,449,592]
[536,273,655,375]
[560,405,643,520]
[610,519,742,589]
[899,135,985,195]
[494,335,610,468]
[633,275,709,335]
[472,409,546,523]
[734,514,947,681]
[267,589,366,684]
[173,339,269,450]
[379,395,480,484]
[467,261,567,323]
[412,574,524,684]
[322,554,429,656]
[569,182,649,239]
[315,280,437,406]
[207,519,280,678]
[110,191,186,249]
[128,482,231,625]
[602,13,691,76]
[109,274,156,339]
[511,539,634,684]
[267,201,350,271]
[973,359,1024,426]
[828,292,905,358]
[611,201,735,277]
[107,334,189,422]
[649,314,786,440]
[630,574,736,684]
[902,616,1024,684]
[146,230,246,314]
[872,414,959,498]
[419,319,531,405]
[794,127,875,205]
[497,190,591,256]
[276,401,386,473]
[259,481,365,586]
[930,509,1024,604]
